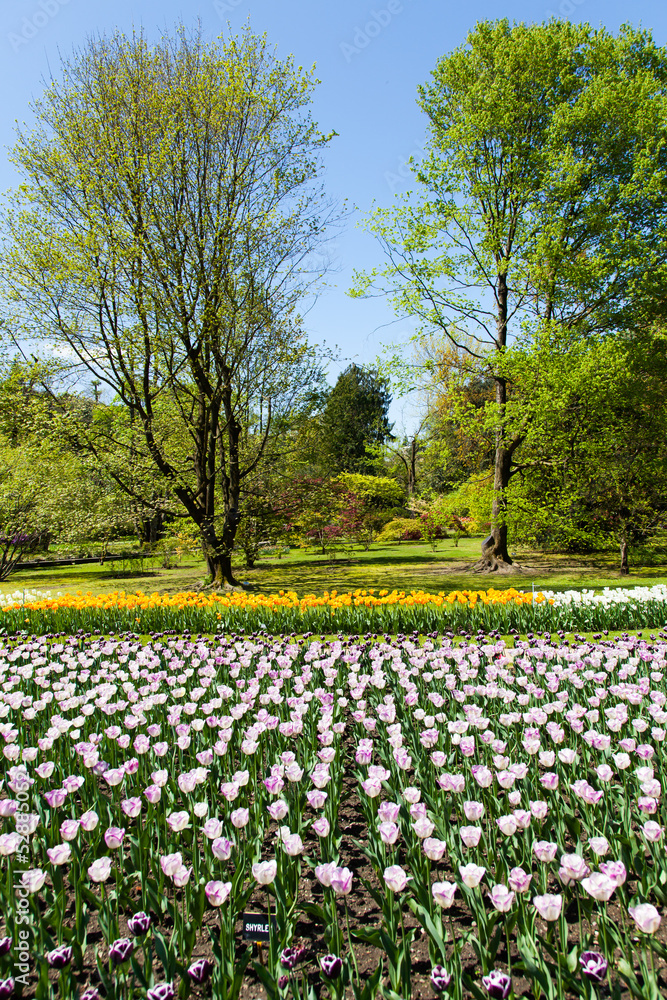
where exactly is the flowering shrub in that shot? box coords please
[0,630,666,997]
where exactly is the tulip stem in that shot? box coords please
[344,899,359,988]
[505,918,512,978]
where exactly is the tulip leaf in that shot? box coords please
[300,901,327,925]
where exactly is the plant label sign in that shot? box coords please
[242,913,276,942]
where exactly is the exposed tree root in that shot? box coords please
[469,557,524,574]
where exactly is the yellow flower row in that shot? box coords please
[2,586,552,615]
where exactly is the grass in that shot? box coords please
[4,534,667,601]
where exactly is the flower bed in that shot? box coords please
[4,584,667,635]
[0,630,666,998]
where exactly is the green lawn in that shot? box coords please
[4,534,667,600]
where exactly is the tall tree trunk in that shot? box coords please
[620,537,629,575]
[408,436,417,495]
[140,511,164,545]
[201,518,240,587]
[206,549,238,587]
[473,271,520,572]
[479,440,513,569]
[475,376,515,571]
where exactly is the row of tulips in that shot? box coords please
[0,628,666,998]
[4,583,667,633]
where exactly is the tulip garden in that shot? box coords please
[5,583,667,635]
[0,588,667,999]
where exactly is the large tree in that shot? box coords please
[1,26,335,585]
[320,364,394,473]
[352,19,667,570]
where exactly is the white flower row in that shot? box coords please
[542,585,667,608]
[0,589,57,607]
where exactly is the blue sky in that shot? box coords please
[1,0,666,430]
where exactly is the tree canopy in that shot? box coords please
[320,364,394,474]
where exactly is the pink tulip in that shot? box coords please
[599,860,627,887]
[508,867,532,894]
[60,819,80,842]
[44,789,67,809]
[282,833,304,856]
[471,765,493,788]
[205,880,232,906]
[231,808,250,829]
[459,864,485,888]
[178,773,197,794]
[378,801,400,823]
[315,862,337,887]
[103,768,125,787]
[570,780,603,805]
[104,827,125,850]
[202,818,223,840]
[384,865,410,893]
[173,865,191,887]
[330,866,353,895]
[79,810,99,832]
[211,837,234,861]
[588,836,610,856]
[533,841,558,863]
[21,868,47,893]
[463,801,485,821]
[513,809,532,830]
[460,826,482,848]
[160,853,183,878]
[264,776,285,795]
[422,838,447,861]
[642,820,664,842]
[629,902,661,934]
[559,854,590,885]
[432,881,457,908]
[312,817,330,838]
[46,843,72,866]
[167,811,189,833]
[581,872,616,901]
[361,778,383,798]
[252,860,277,885]
[533,894,562,921]
[496,815,518,837]
[412,816,435,839]
[88,857,113,883]
[489,884,515,912]
[220,782,239,802]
